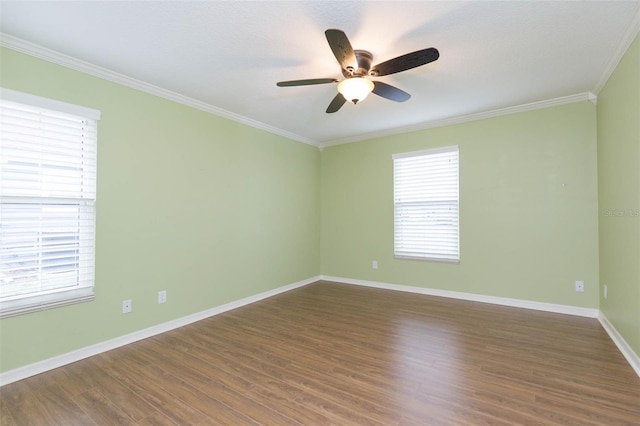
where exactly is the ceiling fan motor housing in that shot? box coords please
[343,50,373,77]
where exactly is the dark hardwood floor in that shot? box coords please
[1,281,639,425]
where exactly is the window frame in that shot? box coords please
[0,88,100,318]
[393,145,460,263]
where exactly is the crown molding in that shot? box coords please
[0,33,317,147]
[0,32,610,151]
[319,92,596,149]
[593,3,640,94]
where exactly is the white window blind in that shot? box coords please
[393,146,459,262]
[0,89,100,318]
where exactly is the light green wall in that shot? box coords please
[0,48,321,372]
[3,33,639,374]
[597,32,640,355]
[321,102,600,308]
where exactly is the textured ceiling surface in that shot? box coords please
[1,1,639,146]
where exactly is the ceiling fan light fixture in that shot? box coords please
[276,29,439,113]
[338,77,374,104]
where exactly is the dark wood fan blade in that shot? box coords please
[325,29,358,71]
[370,48,439,76]
[277,78,338,87]
[372,81,411,102]
[326,93,347,113]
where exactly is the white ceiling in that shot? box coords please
[1,1,639,147]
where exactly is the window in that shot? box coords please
[393,146,459,262]
[0,89,100,318]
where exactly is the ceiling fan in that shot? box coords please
[277,29,439,113]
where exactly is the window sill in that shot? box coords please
[395,254,460,264]
[0,287,94,319]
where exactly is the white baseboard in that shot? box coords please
[321,275,600,317]
[322,275,640,377]
[4,275,639,385]
[598,312,640,377]
[0,275,320,387]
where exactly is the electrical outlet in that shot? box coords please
[372,260,378,270]
[575,281,585,292]
[604,284,608,299]
[158,290,167,304]
[122,299,132,314]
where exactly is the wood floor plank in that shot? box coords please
[133,411,178,426]
[80,357,157,422]
[142,365,260,425]
[193,376,303,425]
[291,391,390,426]
[98,354,210,425]
[244,384,336,425]
[1,383,50,425]
[534,390,640,425]
[0,395,18,426]
[30,382,97,425]
[74,387,136,425]
[1,281,638,424]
